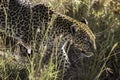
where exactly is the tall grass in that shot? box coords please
[0,0,120,80]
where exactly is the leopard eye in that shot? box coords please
[87,41,92,47]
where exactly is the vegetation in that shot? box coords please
[0,0,120,80]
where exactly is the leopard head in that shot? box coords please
[70,23,96,57]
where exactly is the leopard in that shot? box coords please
[0,0,96,77]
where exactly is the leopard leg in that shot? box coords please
[56,41,71,79]
[61,41,70,69]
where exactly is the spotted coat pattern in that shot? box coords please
[0,0,96,72]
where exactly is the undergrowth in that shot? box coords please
[0,0,120,80]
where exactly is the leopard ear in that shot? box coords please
[80,17,88,25]
[70,24,78,34]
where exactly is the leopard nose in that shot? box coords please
[93,42,97,50]
[90,40,96,53]
[91,42,97,55]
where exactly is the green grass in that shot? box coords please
[0,0,120,80]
